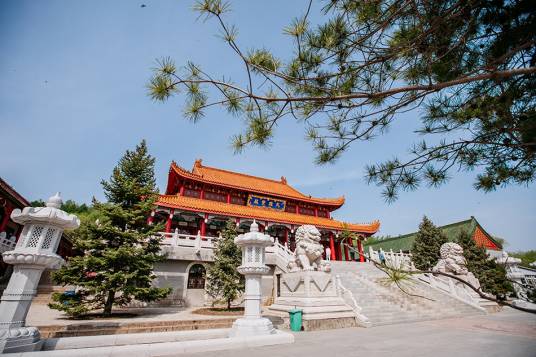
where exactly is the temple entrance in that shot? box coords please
[187,264,206,289]
[185,263,207,307]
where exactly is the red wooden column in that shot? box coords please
[344,237,350,261]
[352,237,358,262]
[0,204,13,232]
[147,210,155,225]
[226,193,231,204]
[179,185,185,196]
[336,234,342,261]
[165,209,174,233]
[200,213,207,237]
[329,232,336,260]
[357,238,365,262]
[284,228,288,246]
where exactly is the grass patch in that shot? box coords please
[192,307,244,316]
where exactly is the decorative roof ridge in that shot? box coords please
[471,216,503,249]
[364,216,500,247]
[371,218,474,242]
[196,160,292,185]
[170,161,345,205]
[171,161,201,177]
[0,176,31,207]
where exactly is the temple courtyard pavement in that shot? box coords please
[179,308,535,357]
[24,306,536,356]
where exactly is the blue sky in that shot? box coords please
[1,0,534,251]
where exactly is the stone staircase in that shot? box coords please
[331,261,486,326]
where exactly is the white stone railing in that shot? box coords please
[367,247,415,270]
[0,232,17,254]
[156,230,218,252]
[335,275,370,327]
[155,230,294,270]
[417,273,485,311]
[266,240,293,262]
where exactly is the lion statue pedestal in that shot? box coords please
[267,225,357,331]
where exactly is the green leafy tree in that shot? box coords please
[340,228,358,260]
[456,230,512,298]
[205,220,244,309]
[510,250,536,266]
[366,235,392,246]
[31,199,90,216]
[149,0,535,202]
[50,140,170,316]
[412,216,448,270]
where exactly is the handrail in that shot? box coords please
[335,274,370,327]
[417,273,485,312]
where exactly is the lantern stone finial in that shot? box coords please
[46,192,62,209]
[250,219,259,232]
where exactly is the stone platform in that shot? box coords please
[268,271,357,331]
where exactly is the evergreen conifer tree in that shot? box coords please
[50,140,170,316]
[205,220,244,309]
[412,216,448,271]
[457,230,512,299]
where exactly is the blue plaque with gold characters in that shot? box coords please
[247,194,286,211]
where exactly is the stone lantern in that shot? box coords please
[230,220,275,337]
[0,193,80,353]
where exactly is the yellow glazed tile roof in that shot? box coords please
[169,160,345,207]
[157,194,380,234]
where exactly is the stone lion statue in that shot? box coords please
[433,242,480,290]
[287,225,331,272]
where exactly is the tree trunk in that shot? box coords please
[103,290,115,316]
[227,298,231,310]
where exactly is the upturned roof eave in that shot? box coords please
[155,195,379,234]
[167,162,345,208]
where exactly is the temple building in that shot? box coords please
[364,216,503,258]
[152,159,380,261]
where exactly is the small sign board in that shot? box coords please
[247,194,286,211]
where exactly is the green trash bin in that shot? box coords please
[289,308,303,331]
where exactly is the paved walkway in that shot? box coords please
[179,308,536,357]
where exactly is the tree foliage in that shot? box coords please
[456,230,512,298]
[510,250,536,266]
[31,199,90,215]
[412,216,448,270]
[205,220,244,309]
[50,140,170,316]
[149,0,536,201]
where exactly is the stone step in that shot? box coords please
[330,261,486,327]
